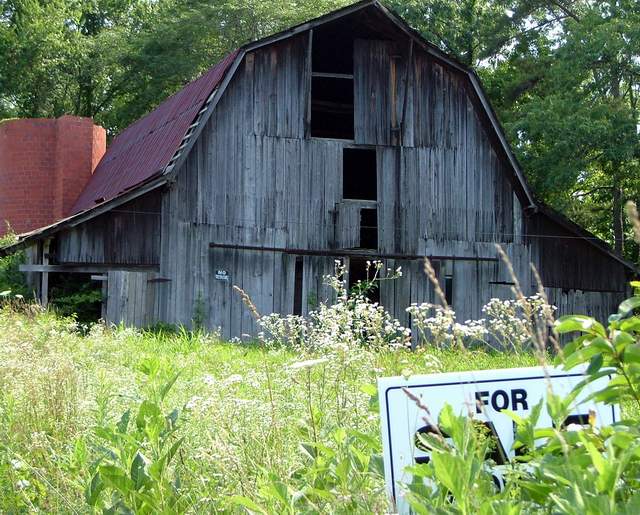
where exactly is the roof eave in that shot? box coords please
[0,175,167,257]
[536,203,638,273]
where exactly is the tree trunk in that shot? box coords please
[612,175,624,255]
[610,74,624,255]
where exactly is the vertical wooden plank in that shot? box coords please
[304,29,313,138]
[40,239,50,307]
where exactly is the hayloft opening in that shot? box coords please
[348,257,380,304]
[310,77,354,139]
[310,27,354,139]
[343,148,377,200]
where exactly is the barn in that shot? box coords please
[1,0,635,337]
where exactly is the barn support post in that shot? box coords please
[40,239,51,307]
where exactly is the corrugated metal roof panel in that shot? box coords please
[71,50,239,214]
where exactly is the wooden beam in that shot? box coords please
[208,242,498,262]
[20,264,159,273]
[311,72,353,79]
[399,38,414,144]
[147,277,171,283]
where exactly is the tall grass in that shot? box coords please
[0,303,538,512]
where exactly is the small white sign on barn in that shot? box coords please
[215,270,229,281]
[378,366,618,514]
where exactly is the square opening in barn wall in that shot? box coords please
[343,148,377,200]
[310,76,354,139]
[348,257,380,304]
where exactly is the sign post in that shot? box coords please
[378,366,618,514]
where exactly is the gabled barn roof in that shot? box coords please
[0,0,635,272]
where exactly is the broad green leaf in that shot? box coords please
[84,472,104,506]
[359,383,377,396]
[117,409,131,434]
[160,372,181,402]
[563,338,612,369]
[136,400,161,430]
[555,316,605,337]
[624,344,640,364]
[130,451,151,489]
[613,331,635,351]
[98,464,134,495]
[587,353,603,375]
[618,297,640,318]
[621,318,640,333]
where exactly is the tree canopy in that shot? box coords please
[1,0,639,261]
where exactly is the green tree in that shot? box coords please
[490,1,640,257]
[0,0,349,134]
[394,0,640,261]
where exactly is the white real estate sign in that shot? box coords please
[378,366,618,513]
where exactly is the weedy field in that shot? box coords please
[0,303,539,513]
[1,258,640,513]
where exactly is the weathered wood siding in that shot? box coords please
[153,32,541,334]
[544,288,623,326]
[105,271,157,327]
[527,212,628,292]
[148,27,629,334]
[55,192,161,265]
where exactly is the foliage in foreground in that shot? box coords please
[0,232,28,298]
[1,277,640,512]
[0,300,536,512]
[402,291,640,514]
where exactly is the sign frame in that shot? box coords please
[378,366,618,512]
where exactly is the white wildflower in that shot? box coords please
[16,479,30,490]
[224,374,243,385]
[288,358,329,370]
[203,374,215,386]
[185,396,202,410]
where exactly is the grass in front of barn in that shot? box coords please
[0,305,539,512]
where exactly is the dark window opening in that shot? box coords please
[310,76,354,139]
[312,26,353,74]
[444,260,454,307]
[343,148,377,200]
[348,257,380,304]
[49,273,103,325]
[293,256,304,315]
[360,208,378,249]
[310,28,354,139]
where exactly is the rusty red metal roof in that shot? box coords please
[71,50,239,214]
